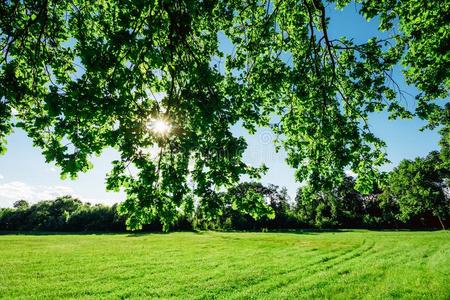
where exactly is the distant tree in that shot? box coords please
[438,103,450,169]
[265,184,292,221]
[26,201,56,230]
[13,200,29,209]
[335,176,365,226]
[225,182,291,229]
[23,195,83,230]
[67,204,121,231]
[295,185,336,228]
[195,182,276,230]
[360,180,394,227]
[380,152,450,229]
[0,207,24,230]
[1,197,129,231]
[295,176,366,228]
[50,195,82,214]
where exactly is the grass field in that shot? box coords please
[0,230,449,299]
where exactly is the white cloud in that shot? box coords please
[0,174,4,180]
[0,181,73,203]
[0,181,121,207]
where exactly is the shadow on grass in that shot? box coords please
[0,230,177,236]
[0,230,127,236]
[125,229,201,238]
[0,228,443,237]
[0,229,203,237]
[216,228,355,235]
[0,229,345,237]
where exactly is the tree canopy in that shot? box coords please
[1,0,449,230]
[380,151,449,229]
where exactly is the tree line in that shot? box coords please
[1,150,448,232]
[295,151,449,230]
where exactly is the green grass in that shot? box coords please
[0,230,449,299]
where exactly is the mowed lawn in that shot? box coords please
[0,231,449,299]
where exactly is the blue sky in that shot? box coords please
[0,4,441,206]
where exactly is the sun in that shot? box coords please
[149,119,171,135]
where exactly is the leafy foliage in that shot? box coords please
[13,199,29,209]
[2,156,449,232]
[380,151,450,229]
[1,0,448,230]
[195,182,294,230]
[0,195,126,231]
[295,176,365,227]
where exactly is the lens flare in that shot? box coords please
[149,119,171,135]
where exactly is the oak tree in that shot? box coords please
[1,0,448,230]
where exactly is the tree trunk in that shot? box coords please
[437,215,446,230]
